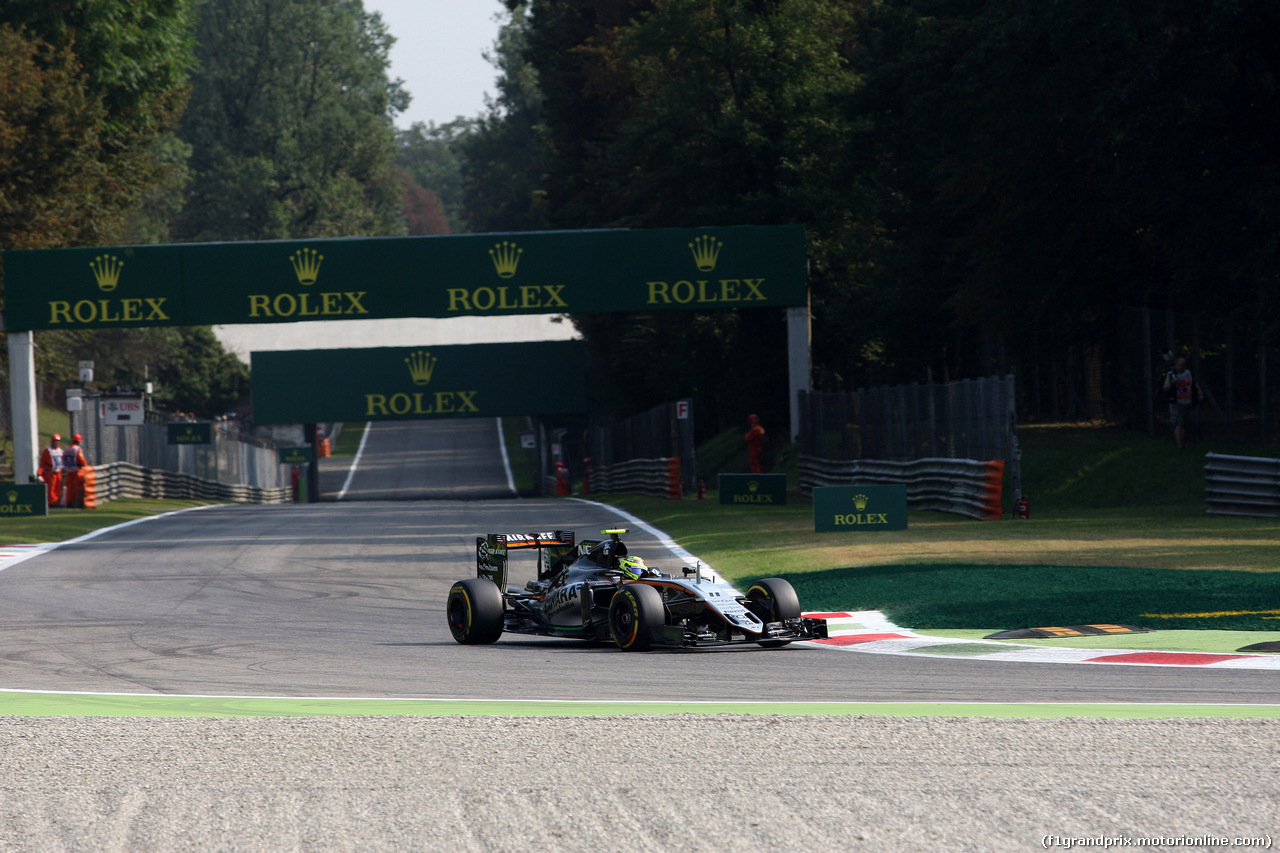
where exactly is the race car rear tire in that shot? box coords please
[746,578,801,648]
[608,584,664,651]
[447,578,505,644]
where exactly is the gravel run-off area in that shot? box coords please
[0,714,1276,852]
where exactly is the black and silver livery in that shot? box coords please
[446,528,827,651]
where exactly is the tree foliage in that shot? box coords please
[397,120,473,233]
[0,25,106,252]
[459,4,548,233]
[472,0,1280,430]
[483,0,860,433]
[175,0,407,241]
[0,0,194,255]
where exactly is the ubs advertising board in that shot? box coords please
[250,340,586,425]
[813,485,908,532]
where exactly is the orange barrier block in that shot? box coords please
[981,459,1005,520]
[80,466,98,509]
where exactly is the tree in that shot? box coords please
[398,119,473,233]
[0,25,106,252]
[175,0,407,241]
[846,0,1280,384]
[153,327,249,417]
[501,0,861,434]
[0,3,208,417]
[0,0,194,253]
[400,171,452,235]
[460,4,548,233]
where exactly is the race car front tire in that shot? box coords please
[608,584,664,651]
[746,577,801,648]
[447,578,505,644]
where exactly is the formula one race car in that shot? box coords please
[446,528,827,651]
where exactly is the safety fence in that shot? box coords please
[583,399,696,496]
[798,455,1006,520]
[550,457,682,499]
[798,376,1016,463]
[90,461,291,504]
[69,406,291,496]
[1204,452,1280,518]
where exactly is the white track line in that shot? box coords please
[496,417,517,496]
[336,421,372,500]
[0,504,222,573]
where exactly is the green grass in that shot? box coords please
[0,499,216,545]
[590,423,1280,641]
[1017,422,1278,512]
[781,563,1280,630]
[329,422,365,458]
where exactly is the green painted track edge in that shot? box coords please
[1,691,1278,719]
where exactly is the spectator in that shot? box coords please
[1163,356,1204,448]
[744,414,765,473]
[38,434,64,507]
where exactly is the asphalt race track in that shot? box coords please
[0,418,1276,706]
[3,418,1278,853]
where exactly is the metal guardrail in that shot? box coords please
[92,461,291,505]
[1204,452,1280,518]
[798,454,1005,520]
[550,457,682,499]
[70,405,291,493]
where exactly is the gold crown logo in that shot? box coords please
[89,255,123,292]
[748,480,759,493]
[289,248,324,285]
[405,351,438,386]
[6,490,17,503]
[688,235,722,272]
[489,241,523,278]
[854,493,868,511]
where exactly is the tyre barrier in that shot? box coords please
[89,461,291,505]
[798,455,1005,520]
[81,466,98,509]
[550,457,681,499]
[1204,452,1280,518]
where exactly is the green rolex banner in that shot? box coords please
[250,340,587,425]
[167,423,212,445]
[813,485,908,532]
[278,446,313,465]
[2,225,807,331]
[0,484,48,517]
[718,474,787,506]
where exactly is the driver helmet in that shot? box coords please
[618,556,652,580]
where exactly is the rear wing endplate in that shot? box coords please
[476,531,576,588]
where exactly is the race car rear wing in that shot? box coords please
[476,531,577,588]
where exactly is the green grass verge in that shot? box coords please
[784,563,1280,631]
[0,499,216,545]
[1,691,1276,718]
[594,489,1280,638]
[329,422,365,458]
[915,628,1280,655]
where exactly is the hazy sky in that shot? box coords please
[364,0,507,129]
